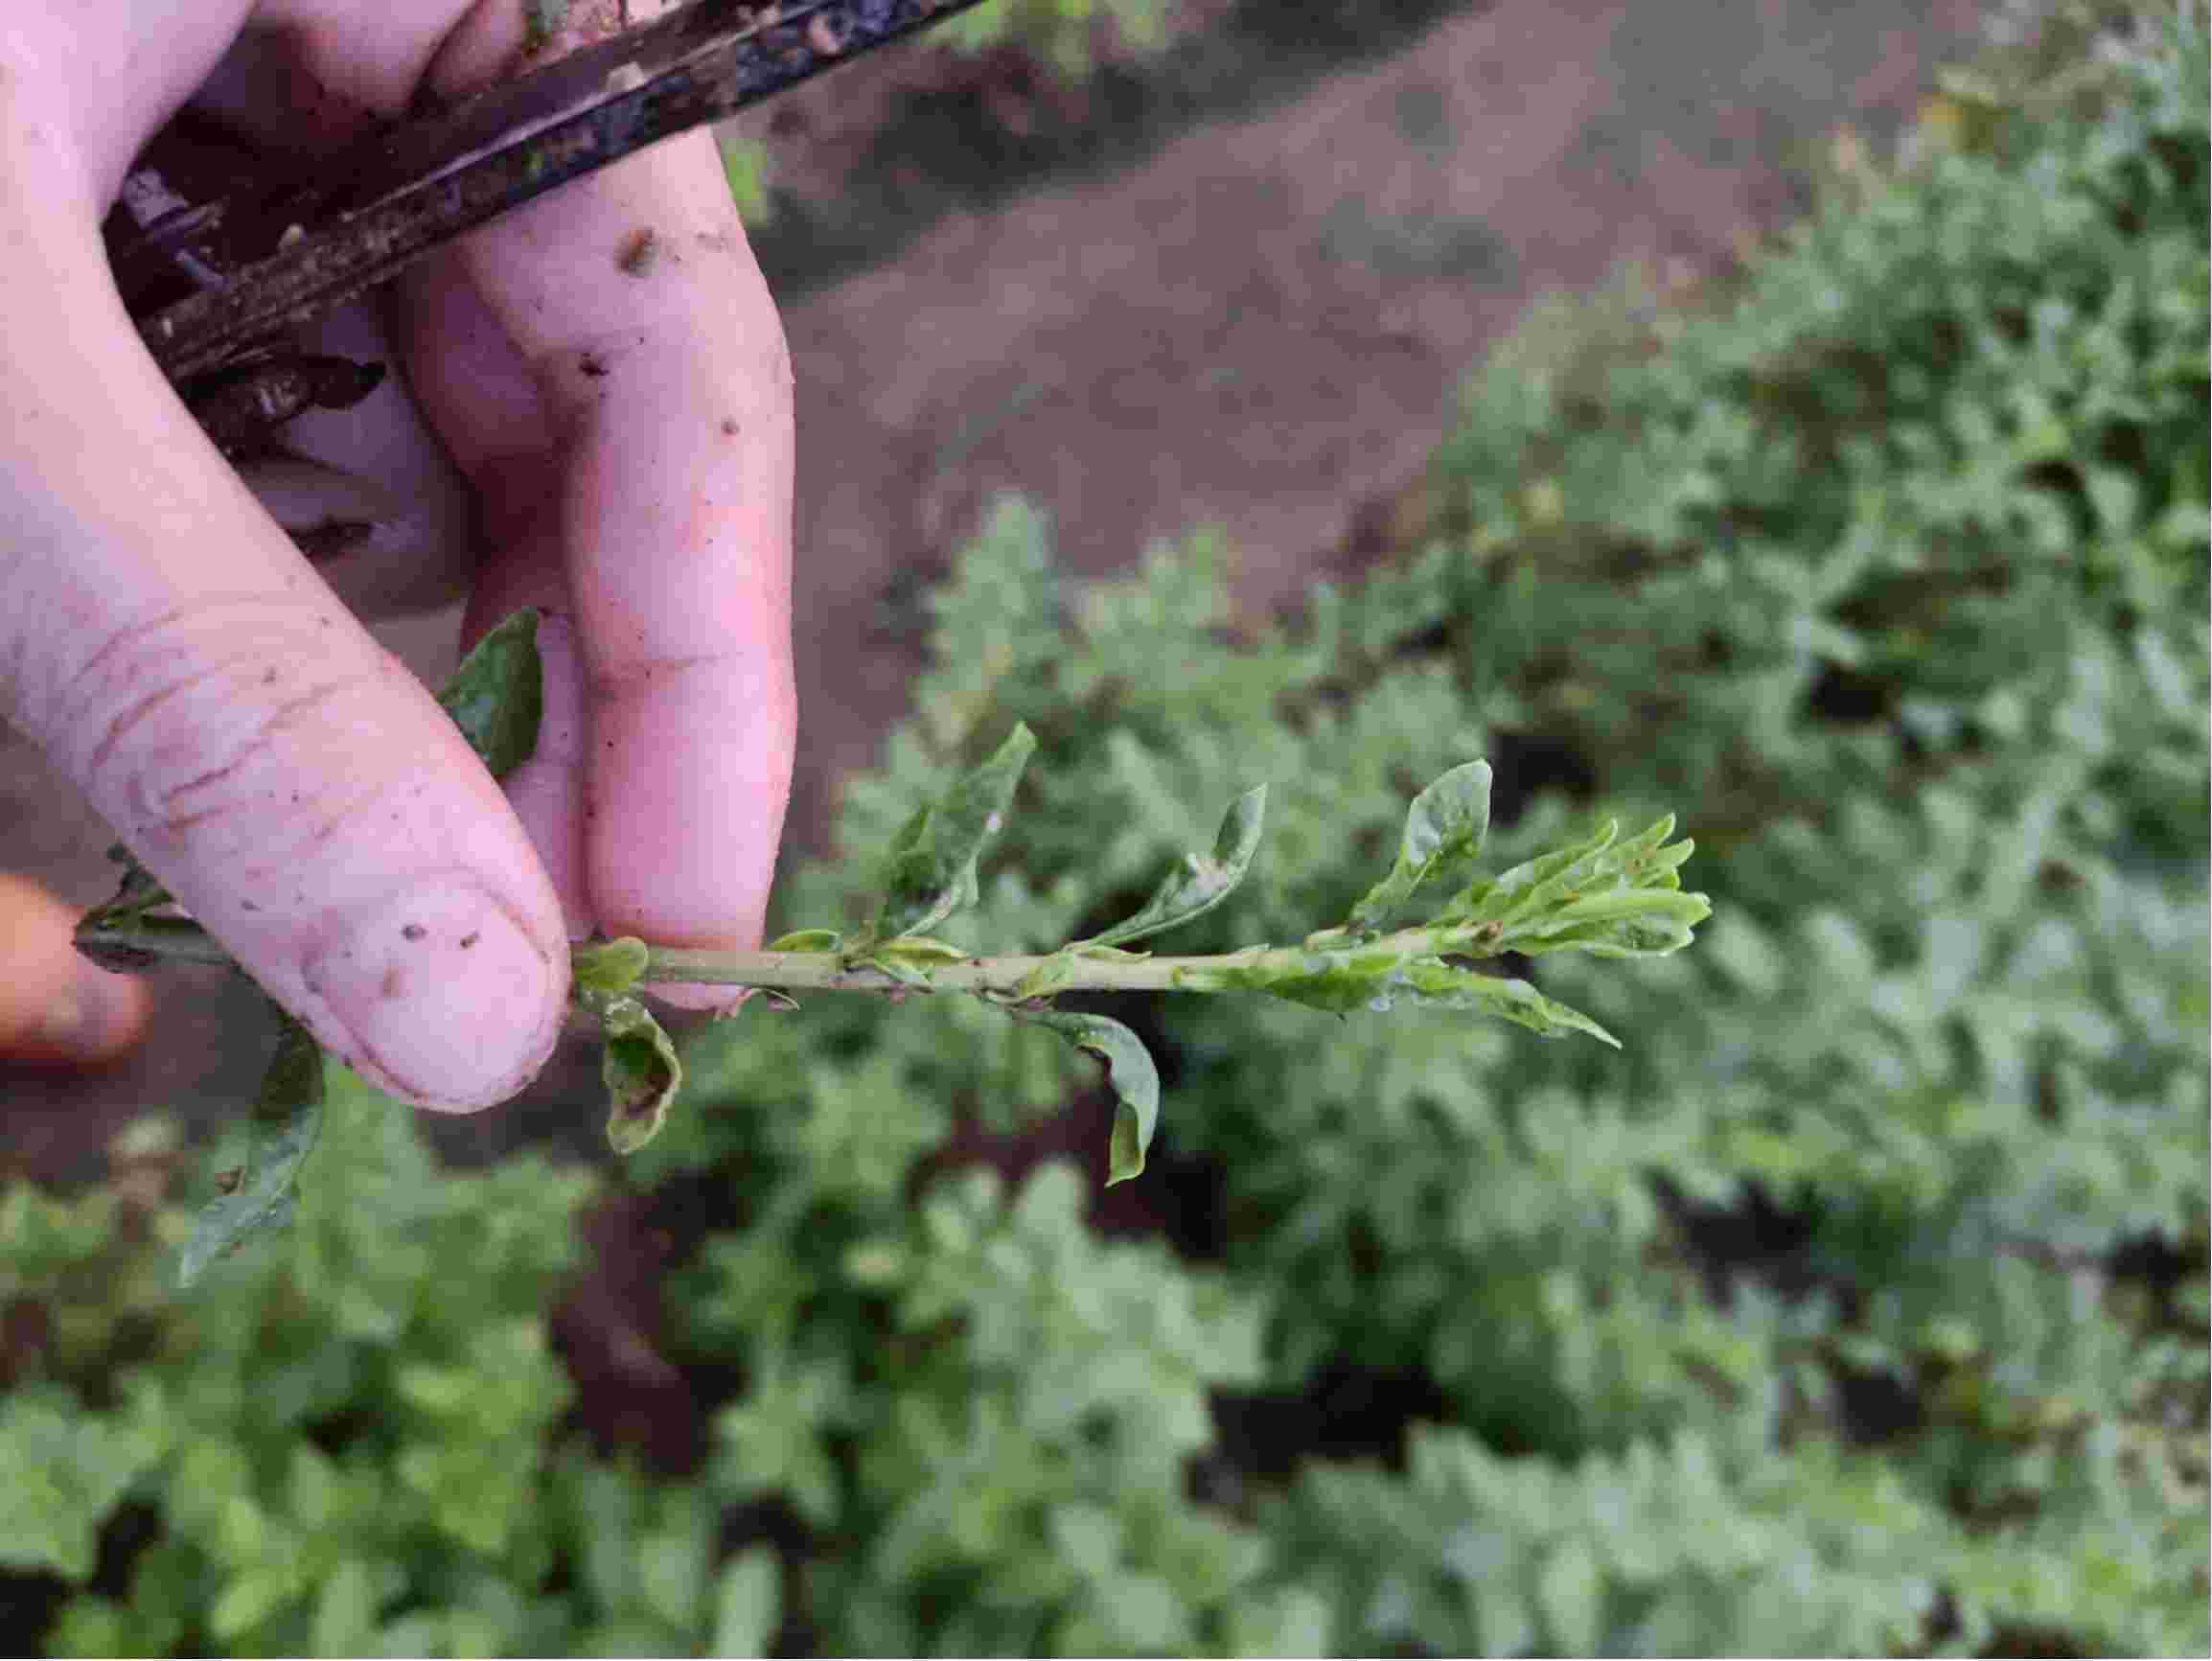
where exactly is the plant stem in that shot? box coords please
[642,946,1191,996]
[79,919,1483,999]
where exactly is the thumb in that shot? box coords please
[0,872,151,1066]
[0,171,566,1111]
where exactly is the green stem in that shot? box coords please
[78,918,1486,999]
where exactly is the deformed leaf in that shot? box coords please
[587,992,683,1154]
[877,935,970,964]
[1080,784,1268,950]
[861,724,1036,947]
[765,929,841,953]
[95,842,173,915]
[572,935,650,996]
[1392,958,1619,1046]
[435,608,542,779]
[1012,951,1081,1000]
[1009,1007,1160,1185]
[1441,816,1619,927]
[1509,885,1712,958]
[1445,814,1710,960]
[1346,761,1491,934]
[178,1013,326,1287]
[1185,941,1619,1046]
[75,842,178,964]
[857,953,936,988]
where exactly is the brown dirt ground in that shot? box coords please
[2,0,1986,1185]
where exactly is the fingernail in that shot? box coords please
[302,879,561,1111]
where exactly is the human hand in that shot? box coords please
[0,0,795,1110]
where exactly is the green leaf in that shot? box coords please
[1444,814,1710,959]
[309,1559,378,1657]
[586,992,683,1154]
[1009,1008,1161,1184]
[1187,944,1620,1046]
[765,929,841,953]
[434,608,542,779]
[210,1567,296,1643]
[877,935,970,964]
[1012,951,1080,1000]
[178,1012,326,1287]
[0,1392,161,1580]
[1346,761,1491,933]
[1441,816,1619,926]
[859,724,1036,948]
[856,954,935,988]
[711,1547,781,1658]
[73,843,177,968]
[1508,885,1712,958]
[1080,784,1268,949]
[1537,1537,1602,1654]
[1392,958,1619,1046]
[637,1525,708,1630]
[572,935,650,995]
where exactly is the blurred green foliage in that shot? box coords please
[936,0,1169,80]
[3,2,2204,1653]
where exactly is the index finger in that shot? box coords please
[418,22,797,999]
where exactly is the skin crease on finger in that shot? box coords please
[0,0,795,1118]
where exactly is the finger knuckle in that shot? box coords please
[51,598,393,864]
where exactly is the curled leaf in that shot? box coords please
[75,842,178,966]
[859,724,1035,948]
[1080,784,1268,949]
[572,935,650,996]
[1508,885,1712,958]
[435,608,542,779]
[766,929,841,953]
[877,935,970,964]
[1012,952,1080,1000]
[1390,958,1619,1046]
[1008,1007,1161,1185]
[1345,761,1492,934]
[179,1013,326,1287]
[1443,815,1709,960]
[858,954,937,988]
[585,992,683,1154]
[1441,817,1619,927]
[1178,941,1619,1045]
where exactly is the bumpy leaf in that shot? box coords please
[587,992,683,1154]
[1180,943,1619,1045]
[1009,1007,1161,1184]
[766,929,841,953]
[74,843,177,968]
[1080,784,1268,949]
[1388,958,1619,1046]
[1443,815,1618,926]
[435,608,542,780]
[178,1012,326,1286]
[1345,761,1492,934]
[1444,815,1709,959]
[572,935,650,996]
[876,936,970,966]
[860,724,1036,947]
